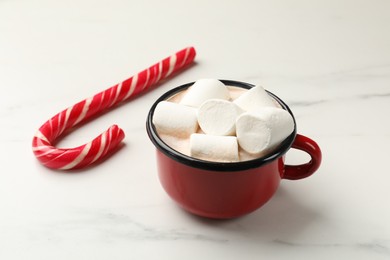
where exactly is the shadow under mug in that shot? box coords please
[146,80,322,219]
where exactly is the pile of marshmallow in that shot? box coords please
[152,79,294,162]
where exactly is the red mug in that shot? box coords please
[146,80,322,219]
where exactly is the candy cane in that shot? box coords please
[32,47,196,170]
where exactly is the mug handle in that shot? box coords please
[283,134,322,180]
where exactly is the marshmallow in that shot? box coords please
[153,101,198,138]
[190,133,239,162]
[180,79,230,107]
[197,99,244,136]
[233,85,276,111]
[236,107,294,154]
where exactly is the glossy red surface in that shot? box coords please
[283,134,322,180]
[156,150,283,219]
[155,134,322,219]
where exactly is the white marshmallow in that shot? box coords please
[198,99,244,136]
[180,79,230,107]
[153,101,198,138]
[190,133,239,162]
[233,85,276,111]
[236,107,294,154]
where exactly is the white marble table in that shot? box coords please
[1,0,389,259]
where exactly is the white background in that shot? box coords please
[1,0,389,259]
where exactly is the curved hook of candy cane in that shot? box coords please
[32,47,196,170]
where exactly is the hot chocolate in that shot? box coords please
[152,79,292,162]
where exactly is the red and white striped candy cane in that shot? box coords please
[32,47,196,170]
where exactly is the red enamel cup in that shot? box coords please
[146,80,322,219]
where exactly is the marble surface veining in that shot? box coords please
[0,0,389,259]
